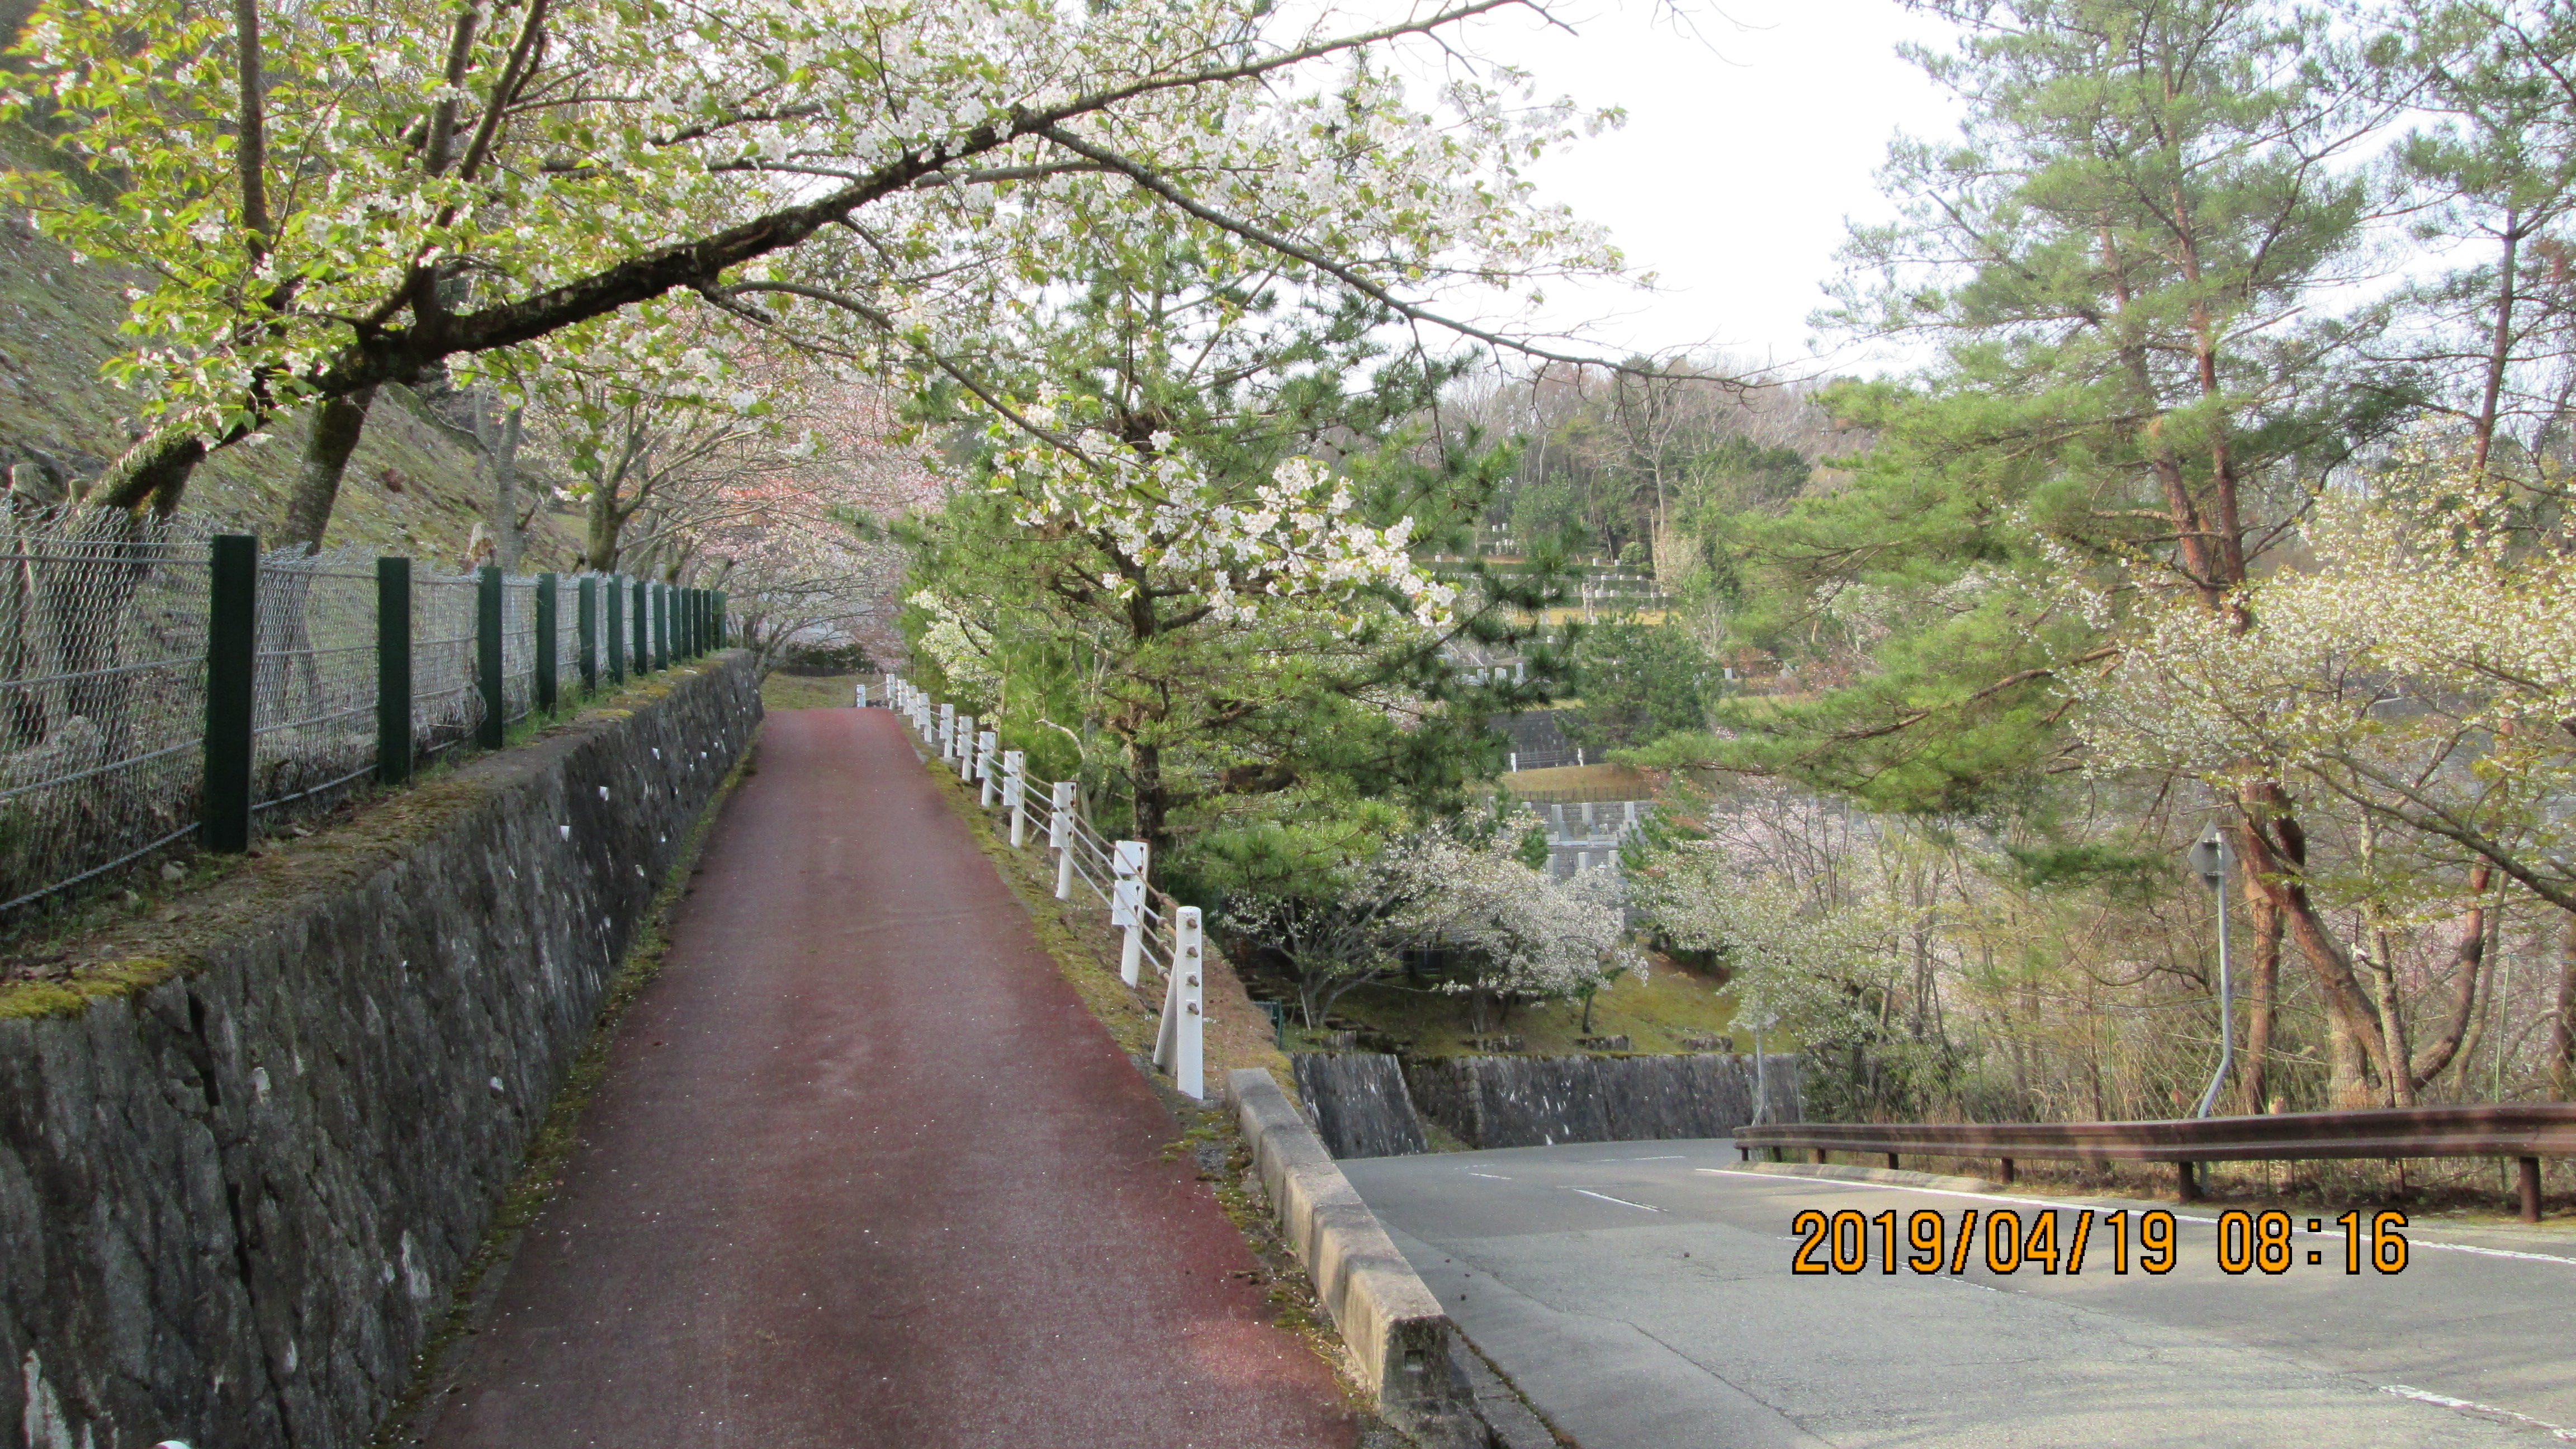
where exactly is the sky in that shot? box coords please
[1380,0,1971,375]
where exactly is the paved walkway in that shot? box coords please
[421,708,1358,1448]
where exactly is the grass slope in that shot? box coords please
[0,206,582,562]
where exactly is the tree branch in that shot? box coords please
[1032,121,1636,374]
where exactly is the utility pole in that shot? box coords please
[2190,828,2237,1119]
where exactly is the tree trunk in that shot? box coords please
[2241,883,2283,1113]
[2234,787,2390,1104]
[2553,912,2576,1098]
[481,402,528,571]
[585,479,622,571]
[2475,211,2521,476]
[2369,924,2416,1107]
[89,429,212,517]
[276,385,377,553]
[2407,863,2492,1090]
[1126,736,1169,860]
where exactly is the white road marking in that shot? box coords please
[1572,1188,1666,1213]
[1695,1168,2576,1266]
[2381,1385,2576,1439]
[1463,1171,1514,1180]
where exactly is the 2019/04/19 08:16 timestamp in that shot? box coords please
[1790,1207,2413,1277]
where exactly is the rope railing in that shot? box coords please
[883,674,1205,1101]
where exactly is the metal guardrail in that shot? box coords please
[1734,1106,2576,1221]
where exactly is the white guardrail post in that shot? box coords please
[1003,750,1027,846]
[1112,840,1149,986]
[1155,906,1205,1100]
[1051,782,1076,899]
[895,699,1197,1098]
[855,681,869,709]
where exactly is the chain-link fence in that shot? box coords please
[254,548,379,818]
[0,518,215,913]
[415,568,482,759]
[0,528,728,918]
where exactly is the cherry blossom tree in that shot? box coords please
[1215,814,1636,1029]
[1389,835,1637,1028]
[2,0,1621,520]
[1630,839,1896,1058]
[2076,452,2576,1102]
[680,378,934,665]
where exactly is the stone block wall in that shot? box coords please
[1401,1053,1803,1150]
[1291,1052,1429,1160]
[0,655,761,1449]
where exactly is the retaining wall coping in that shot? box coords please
[1223,1067,1483,1449]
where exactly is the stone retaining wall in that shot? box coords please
[1404,1052,1803,1150]
[1290,1052,1428,1160]
[0,655,761,1449]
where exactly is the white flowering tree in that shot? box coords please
[1630,840,1897,1055]
[3,0,1618,520]
[2076,466,2576,1101]
[912,406,1471,849]
[2082,487,2576,908]
[1386,834,1638,1030]
[1215,818,1635,1029]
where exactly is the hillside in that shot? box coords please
[0,206,583,565]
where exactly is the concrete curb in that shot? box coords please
[1225,1068,1488,1449]
[1719,1161,2006,1193]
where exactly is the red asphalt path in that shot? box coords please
[420,708,1360,1448]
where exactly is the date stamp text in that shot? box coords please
[1789,1207,2411,1276]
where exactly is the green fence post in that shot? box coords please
[654,583,670,670]
[536,572,560,713]
[476,564,504,748]
[376,556,412,785]
[605,574,626,686]
[577,575,598,695]
[714,590,727,648]
[680,588,694,658]
[631,576,648,676]
[203,534,259,853]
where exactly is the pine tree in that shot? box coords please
[1704,0,2413,1102]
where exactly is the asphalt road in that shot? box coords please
[1343,1140,2576,1448]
